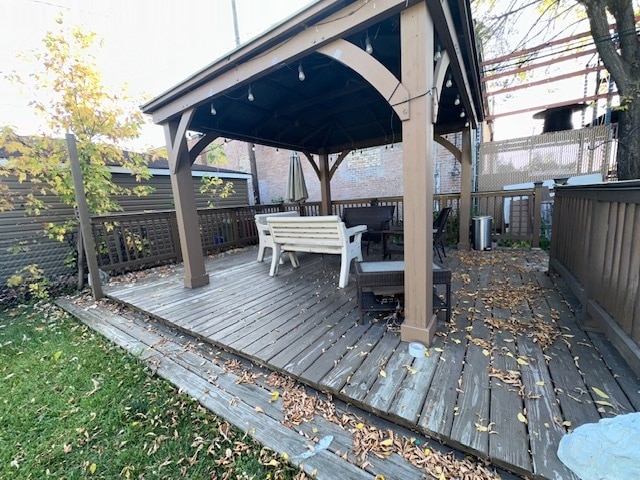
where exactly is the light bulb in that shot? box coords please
[248,86,254,102]
[454,95,460,106]
[298,64,305,81]
[365,33,373,55]
[465,121,470,127]
[434,45,441,62]
[210,103,216,115]
[445,74,452,88]
[460,109,466,118]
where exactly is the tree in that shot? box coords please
[575,0,640,179]
[473,0,640,179]
[0,16,153,291]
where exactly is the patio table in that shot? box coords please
[354,260,451,324]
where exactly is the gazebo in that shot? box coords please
[141,0,484,346]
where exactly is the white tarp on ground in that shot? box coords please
[557,413,640,479]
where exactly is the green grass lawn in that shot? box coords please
[0,302,304,480]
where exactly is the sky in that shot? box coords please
[0,0,622,149]
[0,0,313,150]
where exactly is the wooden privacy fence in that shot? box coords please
[90,203,317,274]
[549,181,640,375]
[91,190,549,274]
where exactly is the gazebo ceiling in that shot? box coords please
[143,0,483,155]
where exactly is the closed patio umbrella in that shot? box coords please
[286,153,308,203]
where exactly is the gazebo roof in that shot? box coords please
[142,0,484,155]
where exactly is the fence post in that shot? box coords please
[532,181,543,248]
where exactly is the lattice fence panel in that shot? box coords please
[478,125,617,191]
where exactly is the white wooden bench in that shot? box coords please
[267,215,367,288]
[254,211,300,262]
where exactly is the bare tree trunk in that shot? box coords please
[616,97,640,180]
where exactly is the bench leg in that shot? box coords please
[338,255,351,288]
[269,245,281,277]
[257,244,267,262]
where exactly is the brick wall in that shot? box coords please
[198,134,463,204]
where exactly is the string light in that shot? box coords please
[210,103,217,115]
[247,85,254,102]
[298,63,305,81]
[454,94,460,106]
[460,109,466,118]
[434,44,441,62]
[465,121,470,127]
[365,32,373,54]
[445,74,452,88]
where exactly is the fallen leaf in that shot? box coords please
[89,463,97,474]
[379,369,387,378]
[562,420,572,427]
[592,387,609,399]
[536,381,545,386]
[270,391,280,403]
[255,406,264,414]
[403,365,417,375]
[595,400,615,408]
[380,438,393,446]
[482,349,490,356]
[517,412,527,424]
[434,348,444,352]
[516,357,529,366]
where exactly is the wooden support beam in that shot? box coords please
[317,39,410,121]
[434,133,461,162]
[458,128,472,251]
[164,110,209,289]
[318,153,332,215]
[400,2,436,346]
[430,0,478,127]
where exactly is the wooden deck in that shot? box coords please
[100,246,640,479]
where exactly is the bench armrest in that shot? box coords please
[346,224,367,236]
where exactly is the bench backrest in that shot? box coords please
[255,210,299,228]
[267,215,349,248]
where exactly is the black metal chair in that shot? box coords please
[433,207,451,263]
[342,205,395,255]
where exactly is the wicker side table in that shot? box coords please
[354,261,451,324]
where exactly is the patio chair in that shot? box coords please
[433,207,451,263]
[342,205,395,255]
[254,211,300,262]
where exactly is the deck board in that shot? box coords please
[449,295,491,456]
[92,246,640,480]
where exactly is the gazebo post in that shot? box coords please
[458,127,472,251]
[399,2,436,345]
[318,153,332,215]
[164,113,210,289]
